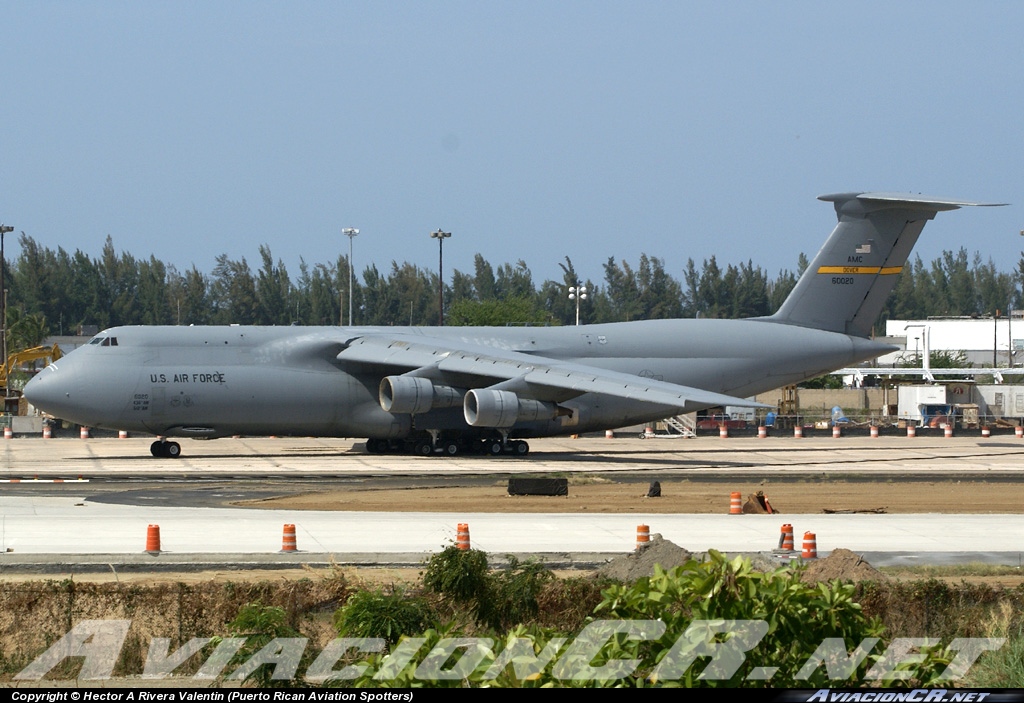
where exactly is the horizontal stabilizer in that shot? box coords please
[819,192,1008,211]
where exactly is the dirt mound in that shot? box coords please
[800,548,886,583]
[597,534,693,581]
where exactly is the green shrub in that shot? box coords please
[423,546,490,602]
[226,602,304,688]
[480,556,554,631]
[333,587,433,646]
[422,548,557,631]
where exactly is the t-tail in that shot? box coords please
[768,192,1005,338]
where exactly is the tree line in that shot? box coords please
[5,233,1024,348]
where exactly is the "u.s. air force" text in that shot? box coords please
[149,372,226,384]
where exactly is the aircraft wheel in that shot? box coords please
[365,438,380,453]
[512,440,530,456]
[414,440,433,456]
[486,441,503,456]
[442,440,459,456]
[165,441,182,458]
[150,441,165,458]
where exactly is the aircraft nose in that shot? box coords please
[23,364,79,419]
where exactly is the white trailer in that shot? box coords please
[897,385,949,426]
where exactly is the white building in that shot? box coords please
[883,315,1024,368]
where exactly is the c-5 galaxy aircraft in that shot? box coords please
[24,193,999,458]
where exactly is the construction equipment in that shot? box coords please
[1,344,62,394]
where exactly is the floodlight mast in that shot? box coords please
[568,284,587,326]
[342,227,359,326]
[430,229,451,325]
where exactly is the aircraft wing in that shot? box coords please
[336,333,768,410]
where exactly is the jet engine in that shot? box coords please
[463,388,558,428]
[379,376,461,414]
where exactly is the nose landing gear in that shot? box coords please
[150,440,182,458]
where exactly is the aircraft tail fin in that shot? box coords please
[768,192,1005,338]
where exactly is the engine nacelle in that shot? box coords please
[464,389,558,428]
[379,376,462,414]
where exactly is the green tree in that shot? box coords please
[472,254,497,301]
[5,308,49,351]
[255,245,293,325]
[210,254,258,324]
[136,256,169,325]
[496,260,535,300]
[448,297,550,326]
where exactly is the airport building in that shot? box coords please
[879,314,1024,368]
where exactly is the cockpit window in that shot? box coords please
[89,336,118,346]
[89,337,103,345]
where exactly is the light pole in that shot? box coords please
[0,224,12,374]
[430,229,451,326]
[568,283,587,326]
[342,228,358,326]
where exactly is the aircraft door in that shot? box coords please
[146,385,167,431]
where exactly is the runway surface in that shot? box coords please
[0,435,1021,569]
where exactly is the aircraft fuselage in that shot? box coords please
[24,319,890,440]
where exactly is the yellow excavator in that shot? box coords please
[1,344,62,394]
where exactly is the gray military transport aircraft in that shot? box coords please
[23,192,1000,458]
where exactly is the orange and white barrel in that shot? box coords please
[80,427,89,440]
[981,426,991,438]
[636,524,650,550]
[42,425,51,439]
[730,491,742,515]
[145,524,161,553]
[794,425,803,438]
[456,523,471,550]
[944,425,953,438]
[802,532,818,560]
[605,429,614,439]
[832,425,841,439]
[644,426,654,438]
[757,425,767,439]
[1016,426,1023,439]
[778,524,794,552]
[281,524,297,552]
[907,425,917,438]
[118,430,128,439]
[870,425,879,438]
[3,427,11,440]
[719,424,729,439]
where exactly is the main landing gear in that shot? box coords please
[150,440,181,458]
[365,436,530,457]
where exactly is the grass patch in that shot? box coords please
[566,475,614,485]
[879,563,1024,578]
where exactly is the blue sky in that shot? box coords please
[2,2,1022,288]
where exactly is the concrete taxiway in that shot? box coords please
[2,433,1024,477]
[0,435,1021,571]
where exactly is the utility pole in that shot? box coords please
[0,224,13,385]
[994,309,1000,368]
[342,227,358,326]
[430,229,451,326]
